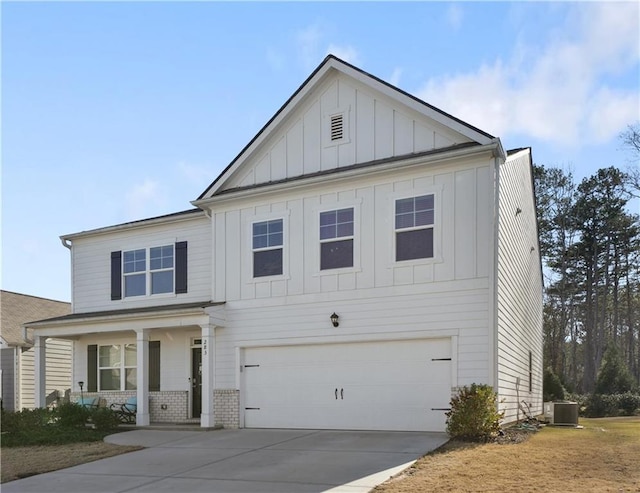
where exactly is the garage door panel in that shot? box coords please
[243,338,452,432]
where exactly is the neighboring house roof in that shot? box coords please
[0,290,71,346]
[197,54,499,201]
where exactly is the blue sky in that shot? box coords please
[2,1,639,303]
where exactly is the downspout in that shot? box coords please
[61,238,74,312]
[490,152,502,397]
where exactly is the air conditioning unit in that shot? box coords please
[544,401,579,425]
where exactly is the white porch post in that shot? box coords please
[34,336,47,408]
[200,324,215,428]
[136,330,150,426]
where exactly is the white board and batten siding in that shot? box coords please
[496,149,544,423]
[70,213,211,313]
[222,74,474,191]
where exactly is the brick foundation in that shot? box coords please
[214,389,239,428]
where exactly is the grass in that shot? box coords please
[2,417,638,489]
[374,417,640,493]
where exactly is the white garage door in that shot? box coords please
[242,338,452,432]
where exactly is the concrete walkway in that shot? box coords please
[2,429,448,493]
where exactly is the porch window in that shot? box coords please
[98,344,137,391]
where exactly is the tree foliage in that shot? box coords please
[534,162,640,395]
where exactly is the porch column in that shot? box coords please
[200,324,215,428]
[136,329,150,426]
[34,336,47,408]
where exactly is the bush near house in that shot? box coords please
[0,402,120,447]
[446,384,504,442]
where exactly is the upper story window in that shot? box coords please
[122,245,174,297]
[320,208,354,270]
[112,242,187,300]
[253,219,283,277]
[395,194,435,261]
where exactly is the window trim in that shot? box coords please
[314,199,362,276]
[389,188,443,266]
[246,211,290,282]
[122,244,176,298]
[98,343,137,391]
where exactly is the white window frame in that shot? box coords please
[315,199,362,275]
[246,212,290,282]
[122,244,175,298]
[390,188,443,266]
[98,343,137,391]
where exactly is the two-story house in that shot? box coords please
[25,55,543,432]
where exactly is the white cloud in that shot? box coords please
[297,23,324,70]
[389,67,403,88]
[125,179,162,221]
[446,4,464,31]
[326,44,361,65]
[178,161,213,187]
[416,3,640,148]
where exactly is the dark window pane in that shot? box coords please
[415,210,435,226]
[395,213,414,229]
[336,222,353,237]
[396,228,434,261]
[150,258,162,270]
[268,220,283,234]
[151,271,173,294]
[320,225,335,240]
[254,249,283,277]
[395,198,415,214]
[320,211,336,226]
[337,208,353,223]
[269,232,283,247]
[321,239,353,270]
[125,273,146,296]
[253,235,268,249]
[253,222,268,236]
[414,194,434,211]
[162,245,173,256]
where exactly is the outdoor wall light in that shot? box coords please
[78,381,84,403]
[330,312,340,327]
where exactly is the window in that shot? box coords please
[98,344,136,391]
[150,245,174,294]
[253,219,283,277]
[320,208,354,270]
[123,249,146,297]
[122,245,174,297]
[395,194,435,261]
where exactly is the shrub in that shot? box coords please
[584,394,616,417]
[543,367,566,401]
[56,402,90,428]
[618,392,640,416]
[446,384,503,442]
[0,407,55,432]
[89,407,121,431]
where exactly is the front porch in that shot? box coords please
[25,301,231,429]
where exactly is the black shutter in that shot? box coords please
[111,251,122,300]
[149,341,160,391]
[87,345,98,392]
[175,241,188,294]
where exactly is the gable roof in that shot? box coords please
[197,55,497,201]
[0,290,71,346]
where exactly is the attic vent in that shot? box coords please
[330,114,344,141]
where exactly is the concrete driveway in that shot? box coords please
[2,429,448,493]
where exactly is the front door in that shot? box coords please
[191,347,202,418]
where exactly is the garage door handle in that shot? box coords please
[335,388,338,400]
[340,388,343,400]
